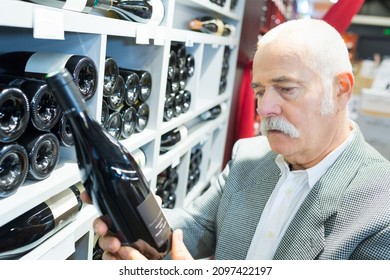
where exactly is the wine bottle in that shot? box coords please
[181,90,191,114]
[167,50,177,81]
[156,166,178,209]
[0,75,61,131]
[119,69,140,106]
[132,147,146,169]
[171,43,186,67]
[178,66,188,91]
[173,92,183,118]
[0,143,29,199]
[22,0,95,13]
[0,84,30,143]
[120,106,136,139]
[134,101,149,133]
[163,95,174,122]
[104,111,122,140]
[132,70,152,102]
[0,184,83,259]
[199,104,225,121]
[160,124,188,154]
[0,51,98,100]
[52,115,74,147]
[106,75,125,111]
[185,54,195,77]
[188,16,225,36]
[92,0,165,26]
[17,130,60,181]
[22,0,165,25]
[101,99,110,126]
[45,68,172,259]
[103,57,119,97]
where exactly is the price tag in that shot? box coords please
[33,7,65,40]
[154,31,165,46]
[185,34,194,47]
[136,25,150,45]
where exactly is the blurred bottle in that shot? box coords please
[0,184,83,259]
[120,106,136,139]
[22,0,165,26]
[120,69,140,106]
[188,16,225,36]
[0,143,29,199]
[0,51,98,100]
[160,125,188,154]
[0,84,30,143]
[103,57,119,98]
[106,75,125,111]
[104,111,122,140]
[52,115,74,147]
[0,75,61,131]
[18,130,60,181]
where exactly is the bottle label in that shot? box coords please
[25,52,73,77]
[63,0,88,12]
[46,187,80,228]
[137,192,171,247]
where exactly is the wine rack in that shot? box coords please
[0,0,244,259]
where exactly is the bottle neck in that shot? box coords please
[45,69,89,117]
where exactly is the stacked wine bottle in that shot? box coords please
[0,183,83,259]
[102,57,151,140]
[209,0,239,9]
[209,0,226,7]
[219,46,231,94]
[187,145,203,194]
[156,166,179,209]
[160,125,188,154]
[164,42,194,122]
[188,17,235,37]
[21,0,165,26]
[0,51,98,198]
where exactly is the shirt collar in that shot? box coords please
[275,124,356,189]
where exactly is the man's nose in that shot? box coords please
[256,90,281,117]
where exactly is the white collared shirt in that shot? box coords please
[246,129,356,260]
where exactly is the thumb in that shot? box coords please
[170,229,194,260]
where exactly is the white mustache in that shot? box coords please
[260,116,300,139]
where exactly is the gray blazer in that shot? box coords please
[165,125,390,259]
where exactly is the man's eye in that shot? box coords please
[278,87,296,95]
[255,91,265,97]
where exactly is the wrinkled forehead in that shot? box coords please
[253,43,309,73]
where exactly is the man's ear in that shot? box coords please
[335,72,354,111]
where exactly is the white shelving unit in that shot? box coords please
[0,0,245,259]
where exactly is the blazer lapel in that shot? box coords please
[216,151,281,259]
[274,128,366,259]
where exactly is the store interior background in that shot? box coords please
[224,0,390,165]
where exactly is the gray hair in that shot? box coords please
[257,19,352,115]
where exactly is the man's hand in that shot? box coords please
[82,191,193,260]
[94,217,193,260]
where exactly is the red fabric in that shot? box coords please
[234,60,255,140]
[322,0,365,34]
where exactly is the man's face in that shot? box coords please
[252,46,338,168]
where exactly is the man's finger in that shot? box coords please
[170,229,194,260]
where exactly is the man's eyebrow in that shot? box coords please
[251,76,298,89]
[271,76,297,83]
[251,82,261,89]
